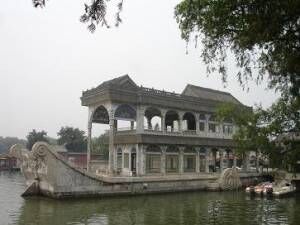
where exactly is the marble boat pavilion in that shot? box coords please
[81,75,251,177]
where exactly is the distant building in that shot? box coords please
[0,153,18,171]
[52,145,105,169]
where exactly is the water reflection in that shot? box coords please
[1,172,300,225]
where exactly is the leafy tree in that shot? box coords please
[217,92,300,172]
[175,0,300,97]
[26,129,49,150]
[31,1,300,99]
[57,126,87,152]
[0,137,27,153]
[91,133,109,159]
[32,0,124,32]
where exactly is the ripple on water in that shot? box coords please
[1,172,300,225]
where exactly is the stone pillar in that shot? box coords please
[136,105,144,133]
[108,110,115,175]
[161,146,167,175]
[130,121,134,130]
[205,114,210,133]
[147,117,152,130]
[205,149,210,173]
[195,113,200,135]
[219,149,224,172]
[233,151,237,168]
[87,121,92,172]
[196,149,200,173]
[179,147,184,174]
[219,123,224,135]
[161,110,166,133]
[140,145,146,175]
[178,112,184,132]
[243,152,250,172]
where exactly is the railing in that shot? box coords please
[182,130,197,136]
[115,129,233,139]
[117,127,136,131]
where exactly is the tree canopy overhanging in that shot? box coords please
[175,0,300,97]
[32,0,299,98]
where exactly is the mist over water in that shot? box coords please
[0,171,299,225]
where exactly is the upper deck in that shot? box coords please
[81,75,249,146]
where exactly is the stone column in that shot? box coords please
[233,150,237,168]
[130,121,134,130]
[161,110,166,133]
[178,112,184,132]
[140,145,146,175]
[147,117,152,130]
[87,121,92,172]
[179,147,184,174]
[219,123,224,135]
[136,105,145,133]
[205,114,210,133]
[161,146,167,175]
[219,149,224,172]
[205,148,210,173]
[108,110,115,175]
[243,152,250,172]
[196,149,200,173]
[195,113,200,135]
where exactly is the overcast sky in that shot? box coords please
[0,0,280,139]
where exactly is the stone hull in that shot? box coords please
[9,142,262,199]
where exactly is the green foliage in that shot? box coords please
[26,129,48,150]
[217,94,300,171]
[175,0,300,97]
[57,127,87,152]
[0,136,27,153]
[33,0,124,32]
[91,133,109,159]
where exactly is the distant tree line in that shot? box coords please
[0,127,108,156]
[0,136,27,154]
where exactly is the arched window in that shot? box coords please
[183,112,196,130]
[114,104,136,121]
[165,110,179,132]
[114,104,136,131]
[199,113,206,131]
[144,107,162,130]
[92,105,109,124]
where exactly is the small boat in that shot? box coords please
[245,182,272,196]
[245,186,255,194]
[263,183,273,196]
[254,182,272,195]
[272,181,296,197]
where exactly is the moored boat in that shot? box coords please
[273,181,296,197]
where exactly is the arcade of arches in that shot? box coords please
[87,104,243,176]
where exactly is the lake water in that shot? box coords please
[0,171,299,225]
